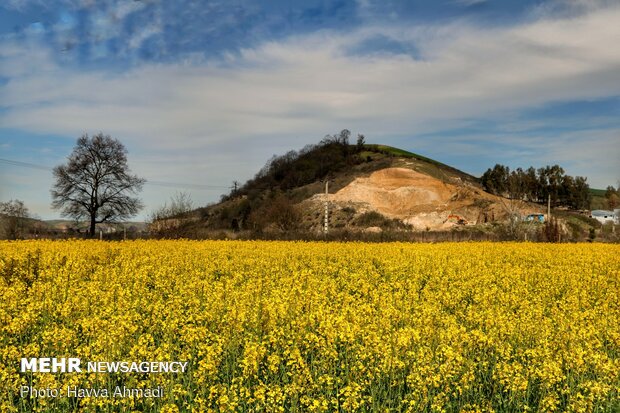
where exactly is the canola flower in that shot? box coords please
[0,240,618,412]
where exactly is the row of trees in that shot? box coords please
[481,164,591,209]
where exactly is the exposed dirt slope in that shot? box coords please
[334,168,453,214]
[307,167,543,231]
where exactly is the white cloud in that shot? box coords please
[113,0,147,20]
[453,0,488,6]
[128,24,161,49]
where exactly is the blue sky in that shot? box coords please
[1,0,619,220]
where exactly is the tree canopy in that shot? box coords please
[51,133,145,236]
[481,163,590,209]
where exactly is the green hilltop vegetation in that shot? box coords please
[225,132,478,202]
[367,144,478,184]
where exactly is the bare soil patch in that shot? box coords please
[307,167,543,230]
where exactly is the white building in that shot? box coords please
[590,210,618,224]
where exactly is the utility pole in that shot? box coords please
[547,194,551,221]
[324,180,329,235]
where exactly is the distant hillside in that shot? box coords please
[146,134,617,242]
[151,134,547,237]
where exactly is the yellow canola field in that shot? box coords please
[0,240,618,413]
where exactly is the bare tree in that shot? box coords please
[149,191,194,221]
[0,199,30,239]
[356,134,366,152]
[51,133,145,237]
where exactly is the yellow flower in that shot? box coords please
[0,240,617,412]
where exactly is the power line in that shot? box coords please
[148,181,229,190]
[0,157,230,191]
[0,158,51,171]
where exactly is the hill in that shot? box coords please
[154,136,551,238]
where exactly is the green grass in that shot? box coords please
[366,144,480,183]
[372,144,440,164]
[589,188,608,210]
